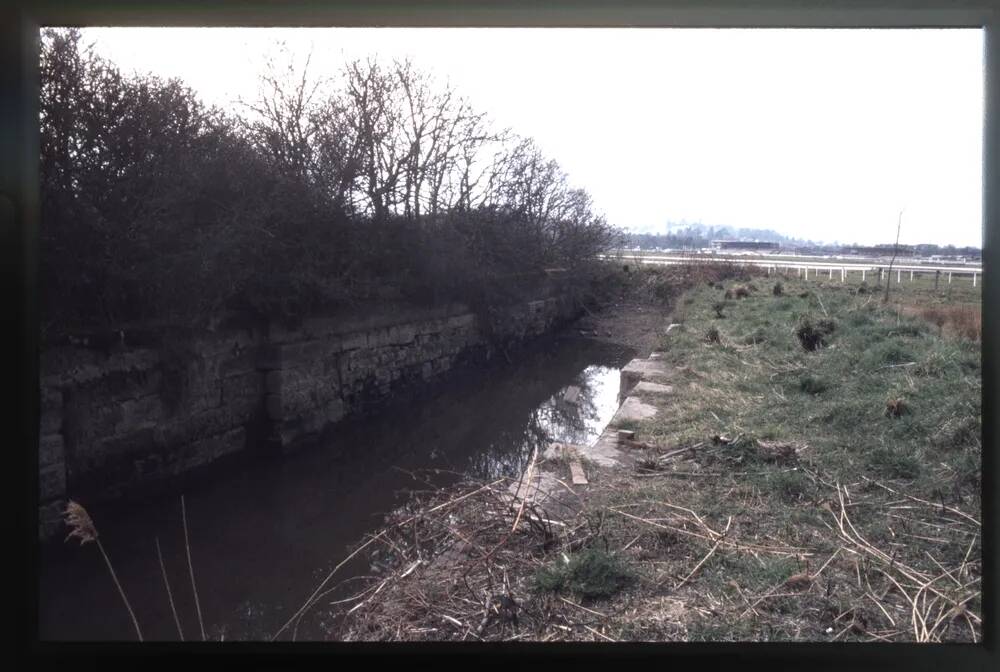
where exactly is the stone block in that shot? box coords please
[161,407,239,447]
[620,358,673,397]
[632,381,674,396]
[366,328,390,349]
[64,398,123,444]
[87,424,159,465]
[40,386,63,414]
[339,332,367,351]
[257,344,283,370]
[280,340,327,369]
[447,313,476,329]
[103,365,162,403]
[219,351,258,378]
[279,384,338,418]
[609,396,659,427]
[264,369,283,394]
[39,434,65,470]
[40,409,63,435]
[39,462,67,500]
[223,370,263,404]
[265,394,283,420]
[178,426,246,472]
[115,395,164,435]
[39,499,66,541]
[388,324,417,345]
[301,316,343,340]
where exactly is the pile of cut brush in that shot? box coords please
[275,471,629,642]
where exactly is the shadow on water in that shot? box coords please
[38,334,635,641]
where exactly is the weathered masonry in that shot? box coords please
[38,295,578,539]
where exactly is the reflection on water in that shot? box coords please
[464,364,621,481]
[39,336,634,641]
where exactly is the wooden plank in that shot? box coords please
[562,445,588,485]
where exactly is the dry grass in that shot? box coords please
[905,304,981,342]
[63,496,208,642]
[64,500,145,642]
[283,268,980,643]
[280,474,631,642]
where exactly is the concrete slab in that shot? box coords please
[632,381,675,396]
[587,428,632,468]
[620,358,673,396]
[610,396,658,426]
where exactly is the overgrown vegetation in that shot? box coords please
[40,29,618,341]
[596,273,982,641]
[303,270,980,642]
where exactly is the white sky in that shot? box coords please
[77,27,984,247]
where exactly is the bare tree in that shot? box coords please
[239,44,326,183]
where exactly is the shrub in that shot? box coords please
[795,318,835,351]
[39,28,621,339]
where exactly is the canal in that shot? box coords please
[38,333,635,641]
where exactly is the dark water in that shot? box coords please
[38,335,634,641]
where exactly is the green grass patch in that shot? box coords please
[532,548,635,599]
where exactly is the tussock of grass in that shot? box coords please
[533,548,634,599]
[798,375,829,395]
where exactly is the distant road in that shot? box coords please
[601,251,982,277]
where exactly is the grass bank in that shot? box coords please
[302,268,980,642]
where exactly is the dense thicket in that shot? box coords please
[40,29,618,340]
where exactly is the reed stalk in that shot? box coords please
[64,500,144,642]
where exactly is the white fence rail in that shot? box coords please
[600,252,982,287]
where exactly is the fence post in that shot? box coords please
[841,267,846,282]
[910,270,914,282]
[862,269,866,282]
[897,269,901,284]
[974,272,978,288]
[935,270,940,290]
[828,267,833,279]
[949,271,953,284]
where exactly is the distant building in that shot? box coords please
[711,240,780,252]
[842,245,915,257]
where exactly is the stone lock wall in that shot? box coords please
[38,328,265,540]
[38,295,578,539]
